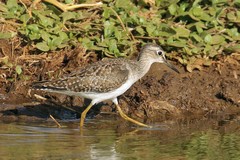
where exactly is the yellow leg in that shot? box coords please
[115,103,152,128]
[80,102,93,127]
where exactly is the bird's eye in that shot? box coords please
[157,50,163,56]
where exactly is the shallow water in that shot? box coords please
[0,114,240,160]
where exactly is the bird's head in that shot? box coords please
[138,44,179,73]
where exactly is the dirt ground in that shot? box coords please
[0,39,239,125]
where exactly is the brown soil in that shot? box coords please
[0,39,240,125]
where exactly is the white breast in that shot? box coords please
[77,79,135,103]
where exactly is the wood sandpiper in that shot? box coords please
[32,44,179,128]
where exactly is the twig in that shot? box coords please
[50,114,62,128]
[34,94,47,101]
[134,36,161,40]
[108,7,135,41]
[33,92,79,114]
[61,105,79,113]
[19,0,32,17]
[22,102,41,106]
[64,2,103,11]
[31,0,102,12]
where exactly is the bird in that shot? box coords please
[31,44,179,128]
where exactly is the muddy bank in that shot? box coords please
[0,39,240,124]
[0,53,239,124]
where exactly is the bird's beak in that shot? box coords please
[163,56,179,73]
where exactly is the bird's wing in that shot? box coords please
[32,59,130,93]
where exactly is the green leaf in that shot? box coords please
[19,14,31,24]
[115,0,133,9]
[174,26,190,38]
[51,36,62,47]
[38,14,54,27]
[65,0,74,4]
[146,25,156,36]
[203,44,212,54]
[184,47,192,55]
[212,0,228,5]
[29,32,41,40]
[36,42,50,51]
[104,21,115,38]
[200,13,212,21]
[211,35,225,44]
[27,24,39,33]
[168,3,178,15]
[1,57,13,68]
[195,22,205,33]
[62,12,76,23]
[79,37,95,49]
[27,24,41,40]
[114,29,122,41]
[235,0,240,7]
[6,0,18,9]
[160,24,176,36]
[204,34,212,44]
[15,65,22,75]
[192,6,203,17]
[189,6,212,21]
[40,30,50,42]
[208,49,218,57]
[108,39,119,55]
[227,12,236,21]
[178,2,188,14]
[136,26,145,35]
[192,47,200,54]
[192,0,202,7]
[227,28,240,40]
[49,12,60,20]
[167,38,186,47]
[59,32,69,42]
[191,33,203,42]
[102,8,111,19]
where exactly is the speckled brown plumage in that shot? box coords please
[32,58,135,93]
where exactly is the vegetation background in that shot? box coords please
[0,0,239,84]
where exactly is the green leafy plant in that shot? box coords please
[0,0,239,71]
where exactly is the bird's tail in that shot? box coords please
[31,80,66,91]
[31,81,52,89]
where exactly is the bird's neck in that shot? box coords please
[136,56,154,79]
